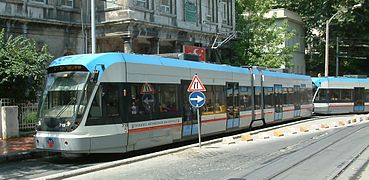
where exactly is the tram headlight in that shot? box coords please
[66,121,71,127]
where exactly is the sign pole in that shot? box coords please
[188,74,206,148]
[196,107,201,148]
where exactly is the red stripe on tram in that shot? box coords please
[128,123,182,133]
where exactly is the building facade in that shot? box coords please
[0,0,235,60]
[266,8,306,75]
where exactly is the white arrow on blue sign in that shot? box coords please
[189,91,206,108]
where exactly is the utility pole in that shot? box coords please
[91,0,96,54]
[324,3,362,77]
[336,37,339,77]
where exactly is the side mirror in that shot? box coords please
[91,70,99,83]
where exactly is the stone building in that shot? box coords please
[0,0,235,60]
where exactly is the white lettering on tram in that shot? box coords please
[129,118,182,129]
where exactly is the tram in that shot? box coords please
[35,53,313,153]
[312,76,369,114]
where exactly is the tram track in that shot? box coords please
[239,118,369,180]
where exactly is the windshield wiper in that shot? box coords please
[55,97,76,119]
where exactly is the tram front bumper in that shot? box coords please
[35,132,91,153]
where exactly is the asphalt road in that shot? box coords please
[60,117,369,180]
[1,115,369,180]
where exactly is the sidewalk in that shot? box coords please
[0,137,40,163]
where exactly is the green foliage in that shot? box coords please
[274,0,369,76]
[0,29,53,101]
[25,112,38,124]
[230,0,297,68]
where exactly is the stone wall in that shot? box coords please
[0,106,19,139]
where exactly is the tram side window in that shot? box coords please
[129,83,157,121]
[239,86,252,111]
[103,84,120,117]
[158,84,179,114]
[129,83,180,122]
[263,87,274,109]
[314,89,329,103]
[254,87,262,110]
[281,87,293,107]
[366,90,369,102]
[329,89,340,102]
[307,87,313,104]
[300,84,307,105]
[88,87,102,119]
[86,83,121,125]
[214,86,226,114]
[341,89,353,102]
[202,86,215,115]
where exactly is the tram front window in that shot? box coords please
[38,71,91,132]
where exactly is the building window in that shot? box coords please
[106,0,118,8]
[184,0,197,22]
[160,0,171,14]
[221,0,232,25]
[135,0,148,9]
[60,0,73,7]
[31,0,47,3]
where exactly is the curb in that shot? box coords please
[0,150,44,164]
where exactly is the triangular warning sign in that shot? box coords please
[140,83,155,94]
[187,75,206,92]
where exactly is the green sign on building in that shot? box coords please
[185,0,197,22]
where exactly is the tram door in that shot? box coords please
[353,87,365,112]
[180,80,198,138]
[226,82,240,129]
[293,85,301,117]
[121,84,129,146]
[274,84,283,121]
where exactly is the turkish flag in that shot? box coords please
[183,45,206,62]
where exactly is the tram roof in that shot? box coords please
[261,70,310,80]
[49,52,310,80]
[49,52,250,74]
[312,77,369,87]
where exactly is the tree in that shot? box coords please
[0,29,53,101]
[274,0,369,76]
[230,0,296,68]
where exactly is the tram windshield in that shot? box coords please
[38,71,92,132]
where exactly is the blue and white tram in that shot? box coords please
[35,53,313,153]
[312,77,369,114]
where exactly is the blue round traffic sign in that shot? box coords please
[189,91,206,108]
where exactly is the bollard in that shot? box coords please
[273,130,284,137]
[352,117,357,123]
[320,123,329,129]
[300,126,309,132]
[240,133,253,142]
